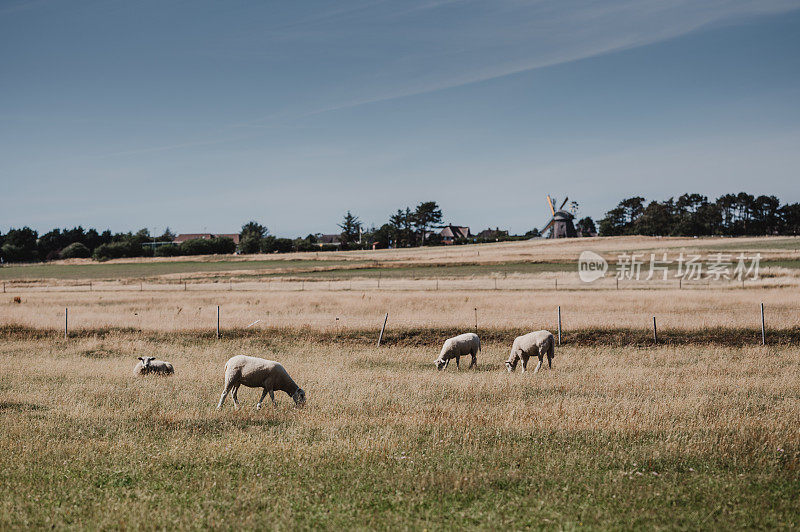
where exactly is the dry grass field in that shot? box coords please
[1,332,798,529]
[1,237,799,529]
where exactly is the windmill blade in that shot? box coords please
[541,218,555,234]
[546,195,555,215]
[559,196,569,210]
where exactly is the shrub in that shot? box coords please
[273,238,294,253]
[154,244,181,257]
[92,241,143,261]
[239,234,261,254]
[179,238,215,256]
[210,237,236,254]
[1,244,25,262]
[60,242,91,259]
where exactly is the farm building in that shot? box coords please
[476,227,509,240]
[439,225,471,244]
[317,234,342,246]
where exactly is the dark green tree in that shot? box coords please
[338,211,362,248]
[389,208,415,247]
[239,221,269,254]
[576,217,596,236]
[412,201,443,246]
[598,207,627,236]
[2,227,39,262]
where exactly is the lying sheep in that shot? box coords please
[505,330,555,374]
[133,356,174,376]
[434,332,480,371]
[217,355,306,409]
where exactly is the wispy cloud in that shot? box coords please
[234,0,800,124]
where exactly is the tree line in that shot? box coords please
[0,226,239,263]
[1,193,798,264]
[598,193,800,236]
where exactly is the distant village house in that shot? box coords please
[317,234,342,246]
[476,227,509,241]
[438,225,471,244]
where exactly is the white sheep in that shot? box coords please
[505,330,555,374]
[133,356,174,376]
[434,332,480,370]
[216,355,306,409]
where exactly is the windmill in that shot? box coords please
[541,195,577,238]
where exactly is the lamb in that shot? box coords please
[217,355,306,409]
[505,330,555,374]
[434,332,480,371]
[133,356,174,376]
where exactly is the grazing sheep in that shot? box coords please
[133,356,174,376]
[505,330,555,374]
[217,355,306,409]
[434,332,480,371]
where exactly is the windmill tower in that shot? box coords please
[541,195,577,238]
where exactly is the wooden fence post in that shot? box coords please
[64,307,68,339]
[474,307,478,334]
[217,306,220,339]
[652,316,658,343]
[761,303,766,346]
[377,313,389,347]
[557,306,562,346]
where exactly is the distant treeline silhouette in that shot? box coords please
[1,193,798,264]
[598,193,800,237]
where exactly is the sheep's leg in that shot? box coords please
[443,359,450,370]
[256,389,269,410]
[232,386,241,409]
[469,354,476,369]
[217,380,234,409]
[547,355,553,369]
[455,356,460,370]
[533,356,543,374]
[269,389,276,406]
[521,355,528,373]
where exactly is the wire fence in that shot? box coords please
[0,275,791,294]
[6,300,799,347]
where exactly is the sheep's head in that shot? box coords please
[505,359,517,373]
[293,388,306,406]
[434,358,446,371]
[138,356,155,369]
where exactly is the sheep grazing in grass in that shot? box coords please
[505,330,555,374]
[133,356,174,376]
[217,355,306,409]
[434,332,481,371]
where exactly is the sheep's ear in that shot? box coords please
[138,357,143,362]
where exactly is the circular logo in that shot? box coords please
[578,251,607,283]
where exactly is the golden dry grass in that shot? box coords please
[2,287,800,332]
[1,236,799,528]
[1,332,798,528]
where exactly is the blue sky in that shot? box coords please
[2,0,799,237]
